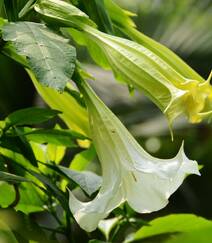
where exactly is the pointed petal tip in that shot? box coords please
[174,141,200,176]
[207,70,212,83]
[68,189,100,232]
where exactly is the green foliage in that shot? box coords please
[0,209,51,242]
[0,171,31,183]
[28,169,69,211]
[20,128,87,147]
[70,145,96,170]
[0,0,211,242]
[28,71,90,136]
[3,0,19,21]
[133,214,212,243]
[0,1,4,13]
[2,22,76,91]
[0,182,15,207]
[0,219,18,243]
[4,107,60,128]
[77,0,114,33]
[15,183,44,214]
[0,144,37,169]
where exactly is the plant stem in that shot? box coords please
[8,184,20,208]
[66,213,75,243]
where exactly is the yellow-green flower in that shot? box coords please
[34,0,212,125]
[76,25,212,125]
[68,80,200,232]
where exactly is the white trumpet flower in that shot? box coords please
[69,80,200,232]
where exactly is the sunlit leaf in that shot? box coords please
[70,145,96,171]
[2,21,76,91]
[5,107,60,128]
[0,144,37,170]
[28,170,69,211]
[28,71,90,137]
[16,183,44,214]
[11,127,38,167]
[47,143,65,164]
[133,214,212,243]
[0,182,15,207]
[22,128,87,147]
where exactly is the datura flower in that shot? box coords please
[68,80,200,232]
[35,0,212,125]
[75,25,212,125]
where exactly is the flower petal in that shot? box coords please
[69,177,124,232]
[68,79,200,232]
[124,143,200,213]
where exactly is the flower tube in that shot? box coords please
[68,79,200,232]
[78,25,212,125]
[35,0,212,125]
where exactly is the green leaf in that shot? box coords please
[0,121,5,134]
[0,1,4,14]
[0,210,50,242]
[167,227,212,243]
[0,3,6,18]
[0,144,36,170]
[5,107,60,128]
[47,143,65,164]
[70,145,96,171]
[23,128,87,147]
[0,176,44,214]
[3,0,19,21]
[16,183,44,214]
[58,165,102,196]
[0,220,18,243]
[77,0,113,33]
[1,42,29,67]
[28,71,90,137]
[0,182,15,207]
[9,127,38,167]
[0,171,31,184]
[2,21,76,91]
[134,214,212,243]
[28,170,69,211]
[30,141,65,169]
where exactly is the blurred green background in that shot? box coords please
[0,0,211,227]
